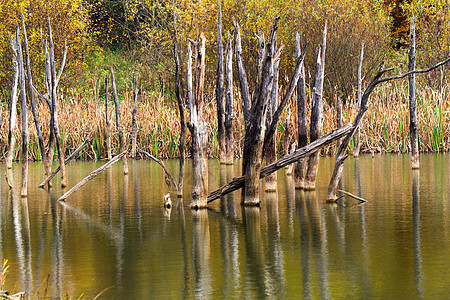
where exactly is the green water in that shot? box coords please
[1,154,449,299]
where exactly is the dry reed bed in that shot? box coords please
[0,82,448,161]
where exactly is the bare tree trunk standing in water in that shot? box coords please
[409,17,419,169]
[105,77,112,160]
[353,41,364,157]
[304,23,327,190]
[110,67,129,174]
[6,31,19,171]
[187,35,208,208]
[131,78,139,158]
[216,1,226,163]
[224,32,234,165]
[294,33,308,189]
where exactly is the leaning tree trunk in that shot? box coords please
[265,41,279,192]
[353,41,364,157]
[304,23,327,190]
[105,76,112,160]
[131,78,139,158]
[409,17,419,169]
[16,29,28,197]
[241,18,278,206]
[224,32,234,165]
[188,35,209,208]
[216,1,226,163]
[326,56,450,200]
[110,67,129,174]
[6,31,19,170]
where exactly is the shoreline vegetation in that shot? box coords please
[1,80,449,162]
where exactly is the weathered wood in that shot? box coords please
[242,17,278,205]
[336,96,343,149]
[131,78,139,158]
[48,20,68,187]
[140,149,179,193]
[38,137,93,188]
[110,66,129,174]
[16,28,28,197]
[216,1,226,163]
[224,32,234,165]
[187,35,209,208]
[304,23,327,190]
[353,41,364,157]
[409,17,419,169]
[173,13,185,197]
[208,124,352,203]
[337,189,367,203]
[6,31,19,170]
[294,32,308,189]
[105,76,112,160]
[58,152,126,201]
[326,56,450,201]
[233,20,251,127]
[284,108,291,156]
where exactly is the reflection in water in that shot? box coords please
[412,170,423,299]
[21,197,33,295]
[116,175,128,294]
[51,197,63,297]
[192,209,211,299]
[285,175,295,233]
[11,190,26,292]
[133,166,143,240]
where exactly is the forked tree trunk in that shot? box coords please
[336,96,343,149]
[16,29,28,197]
[131,78,139,158]
[326,57,450,200]
[105,76,112,160]
[187,35,208,208]
[6,31,19,170]
[224,32,234,165]
[304,23,327,190]
[409,17,419,169]
[110,67,129,174]
[265,41,279,192]
[216,1,226,163]
[353,41,364,157]
[174,14,186,197]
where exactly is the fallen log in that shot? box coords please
[58,152,126,201]
[207,124,352,203]
[337,189,367,203]
[38,137,93,188]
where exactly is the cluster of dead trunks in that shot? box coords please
[4,12,449,205]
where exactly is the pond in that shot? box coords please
[1,154,450,299]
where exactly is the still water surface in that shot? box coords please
[1,154,450,299]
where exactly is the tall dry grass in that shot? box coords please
[0,81,448,161]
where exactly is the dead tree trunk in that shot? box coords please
[265,41,279,192]
[216,1,226,163]
[174,13,185,197]
[409,17,419,169]
[187,35,208,208]
[48,22,67,187]
[131,78,139,158]
[326,57,450,201]
[15,29,28,197]
[353,41,364,157]
[110,67,129,175]
[6,31,19,170]
[284,109,295,175]
[294,32,308,189]
[224,32,234,165]
[233,20,251,128]
[105,76,112,160]
[336,96,343,149]
[304,23,327,190]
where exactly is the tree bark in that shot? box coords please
[304,23,327,190]
[6,31,19,170]
[110,67,129,174]
[16,29,28,197]
[224,32,234,165]
[105,76,112,160]
[208,124,352,203]
[187,35,208,208]
[409,17,419,169]
[353,41,364,157]
[131,78,139,158]
[216,1,226,163]
[284,109,295,175]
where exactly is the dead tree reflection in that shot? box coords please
[412,170,423,298]
[191,209,211,299]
